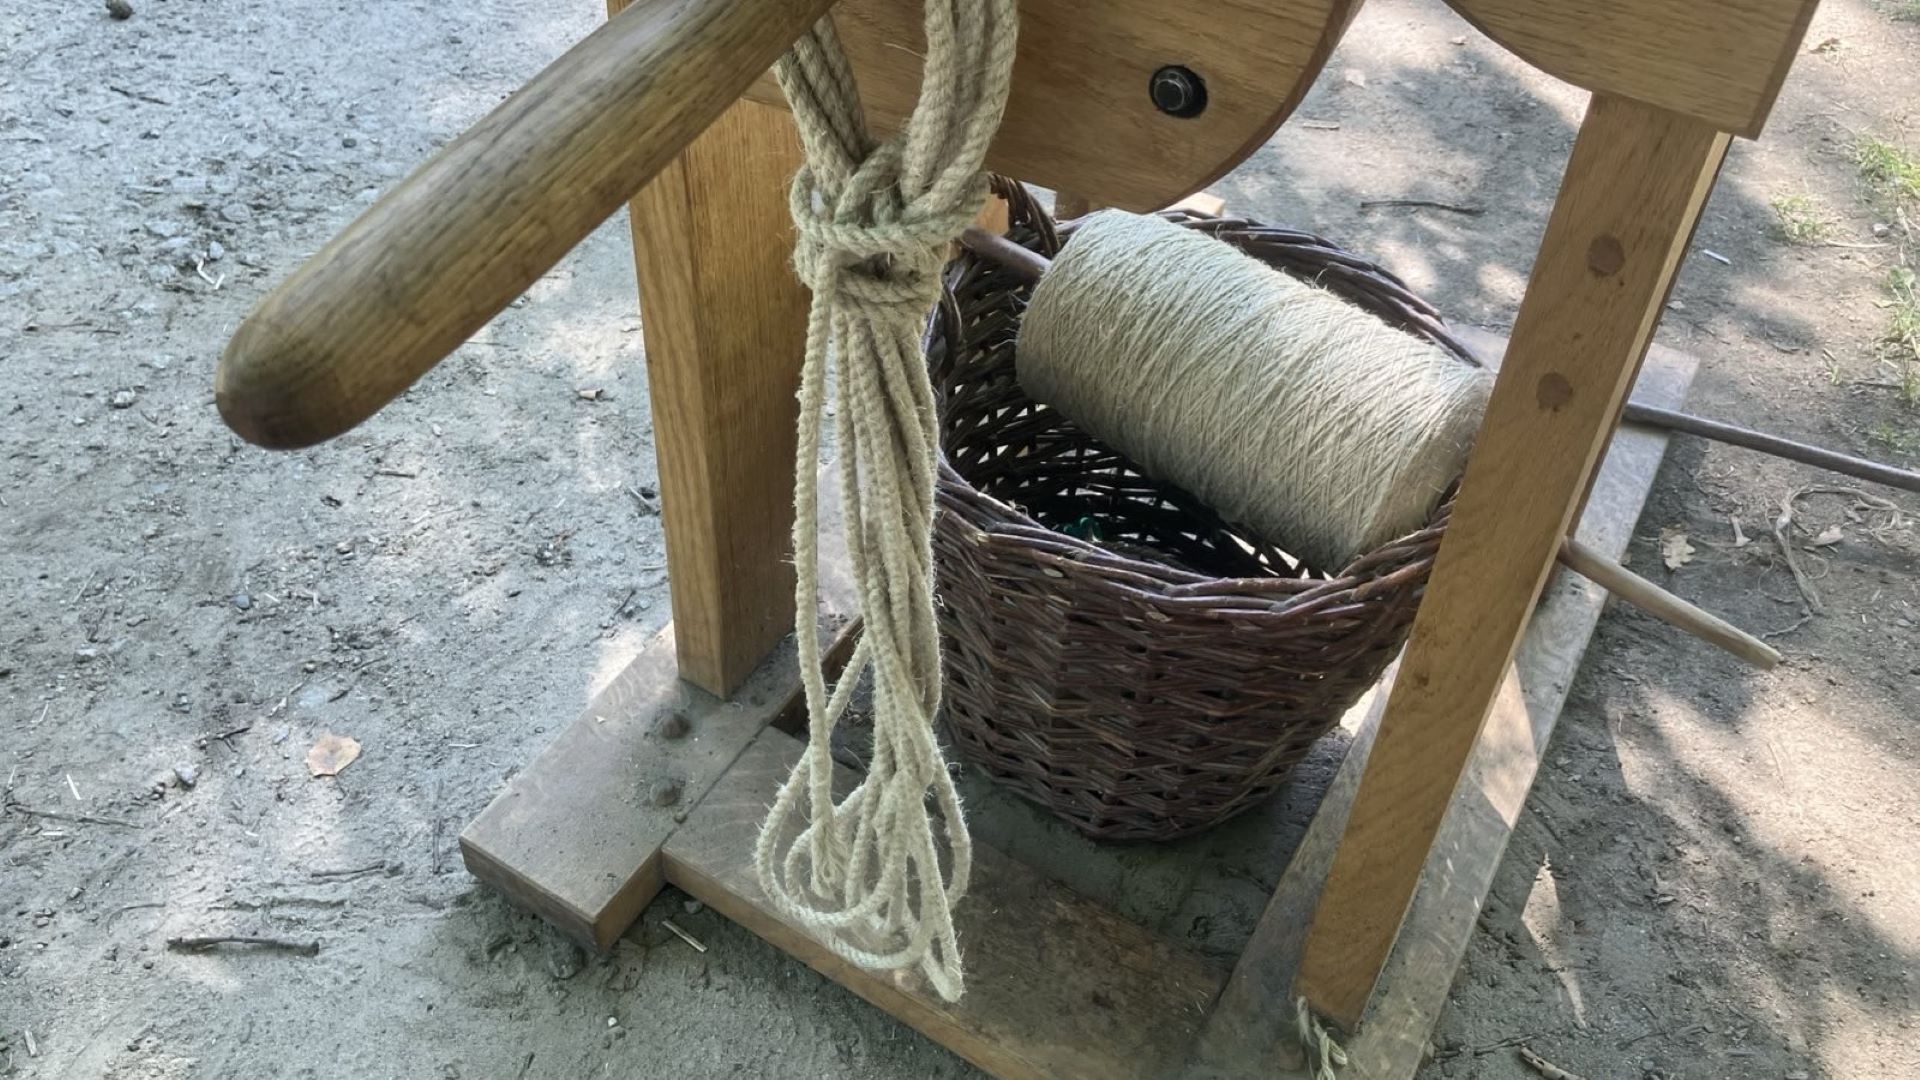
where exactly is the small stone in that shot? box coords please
[1873,222,1891,238]
[219,203,254,224]
[205,239,225,262]
[74,646,100,663]
[173,764,198,788]
[230,593,252,611]
[605,1016,618,1029]
[105,0,134,18]
[649,778,682,807]
[546,939,585,980]
[656,711,690,739]
[109,388,138,409]
[342,136,358,148]
[143,220,181,239]
[682,899,703,916]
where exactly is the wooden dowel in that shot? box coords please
[956,226,1777,669]
[1559,537,1778,668]
[1621,400,1920,493]
[216,0,833,449]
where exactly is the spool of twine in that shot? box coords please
[1017,211,1494,572]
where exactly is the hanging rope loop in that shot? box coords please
[753,1,1018,1004]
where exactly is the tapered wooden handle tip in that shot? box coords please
[216,311,370,450]
[212,0,832,451]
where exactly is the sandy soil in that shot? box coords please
[3,1,1916,1078]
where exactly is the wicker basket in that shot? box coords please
[926,180,1481,841]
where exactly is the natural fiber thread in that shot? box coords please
[752,4,1017,1002]
[1296,997,1350,1079]
[1019,211,1493,571]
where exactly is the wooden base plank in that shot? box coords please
[460,480,855,951]
[663,729,1226,1080]
[1188,329,1698,1079]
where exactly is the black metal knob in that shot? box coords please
[1150,66,1207,119]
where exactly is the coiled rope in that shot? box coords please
[752,2,1018,1002]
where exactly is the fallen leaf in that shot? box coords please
[1809,525,1843,548]
[306,733,361,777]
[1660,529,1695,571]
[1730,515,1750,548]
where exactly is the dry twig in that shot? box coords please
[4,801,141,829]
[1518,1046,1589,1080]
[166,935,320,956]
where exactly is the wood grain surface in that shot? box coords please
[1293,96,1732,1029]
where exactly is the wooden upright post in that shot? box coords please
[622,86,810,696]
[1294,94,1731,1030]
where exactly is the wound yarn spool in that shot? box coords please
[1017,211,1494,572]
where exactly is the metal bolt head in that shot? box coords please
[1150,66,1207,118]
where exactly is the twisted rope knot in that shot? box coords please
[789,168,982,309]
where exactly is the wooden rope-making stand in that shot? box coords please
[216,1,1824,1076]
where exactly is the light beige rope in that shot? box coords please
[753,3,1017,1002]
[1296,997,1350,1080]
[1019,211,1494,572]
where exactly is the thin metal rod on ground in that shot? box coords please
[1622,401,1920,493]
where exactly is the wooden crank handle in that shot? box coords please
[1558,537,1780,669]
[216,0,832,449]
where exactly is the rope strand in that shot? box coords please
[754,0,1018,1002]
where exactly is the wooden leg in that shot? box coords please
[1294,94,1731,1030]
[624,87,809,696]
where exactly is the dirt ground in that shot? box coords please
[3,0,1917,1077]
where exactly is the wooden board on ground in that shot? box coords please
[1188,327,1699,1079]
[460,477,856,951]
[663,730,1226,1080]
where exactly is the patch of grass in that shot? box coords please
[1886,263,1920,367]
[1873,265,1920,410]
[1769,193,1834,244]
[1869,420,1920,456]
[1877,0,1920,21]
[1854,137,1920,202]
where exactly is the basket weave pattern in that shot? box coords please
[927,181,1479,840]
